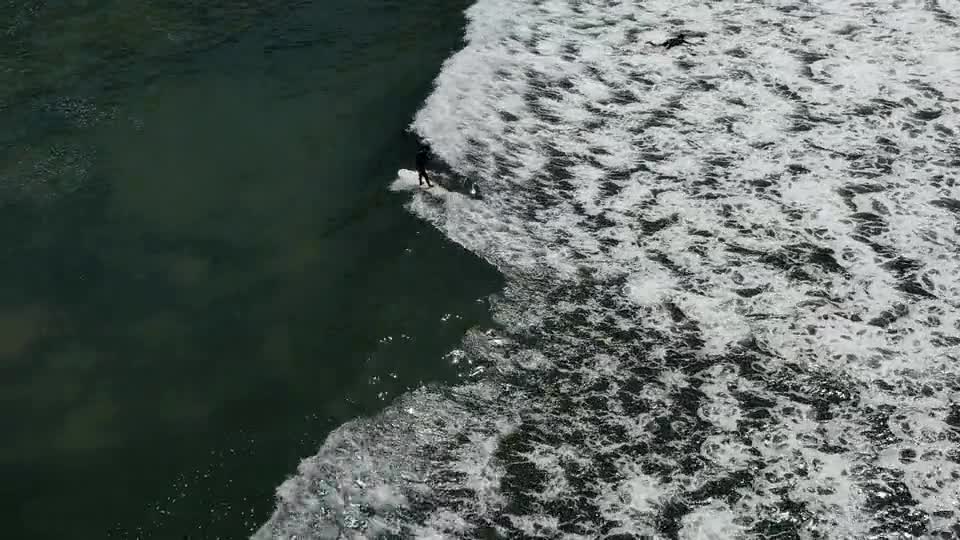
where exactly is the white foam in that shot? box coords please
[259,0,960,536]
[679,501,745,540]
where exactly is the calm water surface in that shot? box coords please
[0,1,499,537]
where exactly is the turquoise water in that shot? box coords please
[0,1,500,538]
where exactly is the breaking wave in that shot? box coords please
[257,0,960,537]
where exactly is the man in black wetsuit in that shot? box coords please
[416,145,433,187]
[647,33,690,49]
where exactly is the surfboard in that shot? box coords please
[390,169,451,195]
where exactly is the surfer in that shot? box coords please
[416,145,433,188]
[647,33,691,50]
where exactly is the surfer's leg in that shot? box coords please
[417,167,433,187]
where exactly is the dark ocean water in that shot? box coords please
[0,1,501,538]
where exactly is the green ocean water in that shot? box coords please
[0,1,499,537]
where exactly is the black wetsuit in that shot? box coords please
[416,148,432,186]
[647,34,689,49]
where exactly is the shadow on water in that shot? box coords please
[0,1,496,538]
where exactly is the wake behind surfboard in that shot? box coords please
[389,169,451,195]
[391,169,481,199]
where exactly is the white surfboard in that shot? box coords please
[390,169,451,195]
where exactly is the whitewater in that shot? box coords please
[256,0,960,537]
